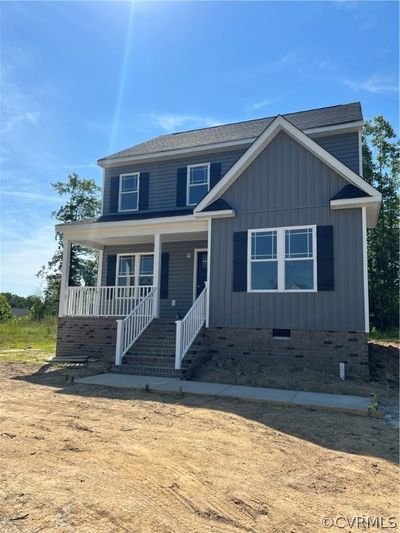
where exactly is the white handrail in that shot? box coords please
[175,283,207,370]
[115,287,157,365]
[65,285,153,317]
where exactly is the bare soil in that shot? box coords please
[0,362,398,532]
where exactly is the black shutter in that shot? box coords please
[232,231,248,292]
[176,167,187,207]
[160,253,169,299]
[210,162,222,189]
[317,225,334,291]
[109,176,120,213]
[138,172,149,210]
[106,255,117,286]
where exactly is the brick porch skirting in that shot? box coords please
[56,317,118,365]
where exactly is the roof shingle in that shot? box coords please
[100,102,362,162]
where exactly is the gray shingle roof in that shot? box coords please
[100,102,362,162]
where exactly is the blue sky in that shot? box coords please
[1,0,398,296]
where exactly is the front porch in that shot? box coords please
[57,216,212,372]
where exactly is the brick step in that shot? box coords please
[133,338,176,346]
[123,355,176,367]
[111,364,185,378]
[128,349,175,357]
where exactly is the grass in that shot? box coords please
[0,317,57,363]
[369,328,399,343]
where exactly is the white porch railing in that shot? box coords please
[115,287,157,365]
[175,283,208,370]
[65,286,153,317]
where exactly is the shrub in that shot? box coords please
[0,294,13,322]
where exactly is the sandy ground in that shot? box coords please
[0,362,398,533]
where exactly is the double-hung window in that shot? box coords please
[119,173,139,211]
[187,163,210,206]
[116,254,154,287]
[249,226,316,292]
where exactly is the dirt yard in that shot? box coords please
[0,362,398,532]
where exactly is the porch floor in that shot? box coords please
[75,373,373,415]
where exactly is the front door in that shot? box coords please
[195,250,208,298]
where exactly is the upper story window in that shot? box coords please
[248,225,316,292]
[187,163,210,206]
[119,173,139,211]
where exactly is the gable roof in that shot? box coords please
[99,102,362,163]
[194,115,381,227]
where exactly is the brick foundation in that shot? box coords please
[202,327,369,379]
[56,318,369,379]
[56,317,118,364]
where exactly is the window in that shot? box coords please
[116,254,154,287]
[187,164,210,206]
[250,231,278,290]
[119,173,139,211]
[248,226,316,292]
[285,228,314,290]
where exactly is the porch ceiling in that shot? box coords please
[75,231,208,248]
[57,216,209,249]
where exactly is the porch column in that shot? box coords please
[59,238,72,317]
[97,249,104,287]
[153,233,162,317]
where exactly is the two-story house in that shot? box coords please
[56,102,381,379]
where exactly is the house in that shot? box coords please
[55,102,381,379]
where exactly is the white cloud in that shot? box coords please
[1,190,59,203]
[344,74,399,94]
[148,113,221,132]
[2,111,41,135]
[251,99,273,111]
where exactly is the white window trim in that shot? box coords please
[186,163,210,206]
[247,225,317,293]
[116,252,154,290]
[118,172,140,212]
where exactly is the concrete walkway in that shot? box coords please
[76,373,374,414]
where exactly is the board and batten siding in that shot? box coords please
[209,130,365,332]
[102,240,207,319]
[102,149,246,215]
[313,132,360,174]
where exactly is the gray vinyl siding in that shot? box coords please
[102,149,246,216]
[209,130,365,332]
[313,132,360,174]
[102,240,207,319]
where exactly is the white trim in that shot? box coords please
[153,234,161,317]
[97,121,365,168]
[116,252,155,290]
[59,239,72,317]
[97,249,104,288]
[193,248,208,303]
[247,225,317,293]
[118,172,140,213]
[186,162,210,207]
[358,129,363,177]
[306,120,363,136]
[206,218,211,327]
[195,115,380,213]
[194,209,235,219]
[362,206,369,333]
[330,196,379,208]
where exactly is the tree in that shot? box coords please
[38,173,101,314]
[0,294,13,322]
[362,116,399,332]
[1,293,41,310]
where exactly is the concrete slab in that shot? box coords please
[219,385,299,403]
[291,391,372,410]
[151,380,232,396]
[75,373,373,414]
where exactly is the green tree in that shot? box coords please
[362,116,399,331]
[0,293,13,322]
[38,173,101,314]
